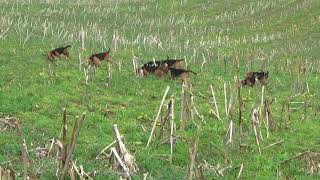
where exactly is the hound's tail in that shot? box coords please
[41,51,51,60]
[177,58,184,62]
[65,45,71,49]
[41,51,47,57]
[187,70,197,75]
[166,55,184,62]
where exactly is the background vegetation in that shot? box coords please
[0,0,320,179]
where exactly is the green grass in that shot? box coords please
[1,0,320,179]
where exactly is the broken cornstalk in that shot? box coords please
[110,124,139,178]
[147,86,170,147]
[236,55,244,147]
[60,113,86,180]
[210,85,222,121]
[251,108,261,154]
[14,120,30,180]
[180,83,193,130]
[187,98,204,180]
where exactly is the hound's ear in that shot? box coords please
[107,48,111,53]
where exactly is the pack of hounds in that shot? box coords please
[43,45,269,86]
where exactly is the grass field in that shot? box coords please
[1,0,320,179]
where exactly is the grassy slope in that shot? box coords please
[0,0,320,179]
